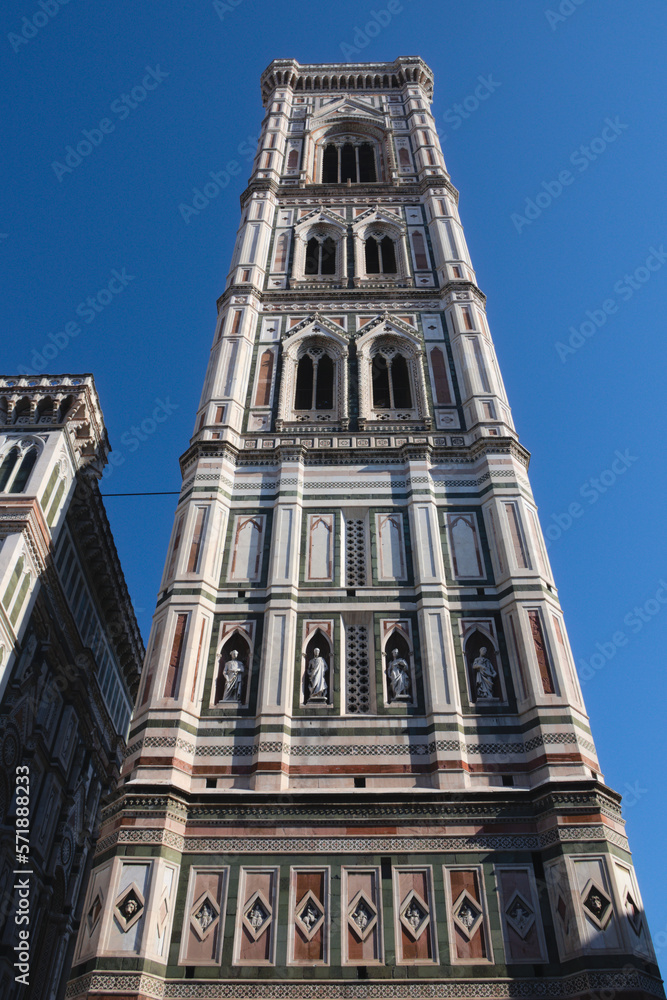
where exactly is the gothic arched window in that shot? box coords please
[321,141,377,183]
[9,448,38,494]
[365,235,397,274]
[372,352,412,409]
[0,448,19,491]
[305,235,336,276]
[295,351,334,411]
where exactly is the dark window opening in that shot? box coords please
[315,354,334,408]
[322,142,377,184]
[10,449,38,494]
[322,144,338,183]
[340,143,356,183]
[372,353,413,410]
[358,143,376,181]
[364,236,397,275]
[295,352,336,412]
[295,355,314,409]
[305,236,337,276]
[0,448,19,491]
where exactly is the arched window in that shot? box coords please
[57,395,75,423]
[36,398,54,424]
[372,351,412,409]
[305,235,336,276]
[365,235,397,274]
[295,350,334,410]
[398,147,411,167]
[274,232,289,271]
[9,448,37,493]
[0,448,19,491]
[321,141,377,183]
[13,398,31,424]
[287,148,299,170]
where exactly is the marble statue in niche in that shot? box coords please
[307,647,328,701]
[387,647,411,700]
[221,649,245,702]
[472,647,498,700]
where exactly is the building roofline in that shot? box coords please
[260,57,434,105]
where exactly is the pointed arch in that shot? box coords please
[303,627,332,705]
[0,448,19,491]
[13,397,31,424]
[464,628,501,703]
[215,630,251,704]
[9,447,38,493]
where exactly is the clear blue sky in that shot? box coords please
[2,0,665,950]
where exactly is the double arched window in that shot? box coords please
[365,235,397,275]
[371,350,413,409]
[0,443,39,493]
[295,348,335,411]
[321,141,377,183]
[305,235,336,276]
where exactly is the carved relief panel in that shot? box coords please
[233,867,279,967]
[444,865,494,964]
[288,867,330,966]
[178,867,229,966]
[342,867,383,966]
[392,866,439,965]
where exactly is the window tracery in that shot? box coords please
[276,319,349,431]
[356,316,430,430]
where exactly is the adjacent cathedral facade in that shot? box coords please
[68,58,662,1000]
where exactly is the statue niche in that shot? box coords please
[215,634,250,704]
[385,631,412,703]
[465,630,501,703]
[303,631,331,705]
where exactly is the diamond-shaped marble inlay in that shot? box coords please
[243,890,273,941]
[399,889,430,941]
[505,890,535,939]
[348,889,378,942]
[624,889,642,936]
[295,889,325,941]
[191,889,220,942]
[87,893,103,936]
[114,883,145,932]
[452,889,483,940]
[582,879,613,930]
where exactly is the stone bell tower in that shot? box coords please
[68,58,662,1000]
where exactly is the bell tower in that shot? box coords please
[69,58,662,1000]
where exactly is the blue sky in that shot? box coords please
[2,0,666,950]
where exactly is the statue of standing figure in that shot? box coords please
[307,647,328,701]
[221,649,245,702]
[387,648,410,700]
[472,646,497,700]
